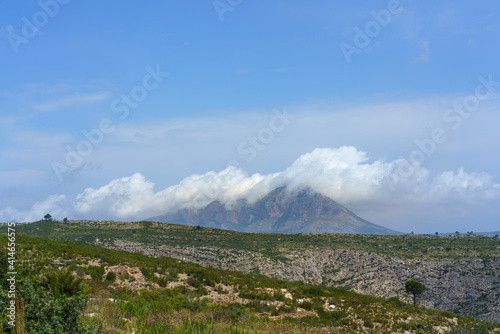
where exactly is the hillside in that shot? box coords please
[148,186,400,235]
[1,233,499,334]
[4,220,500,325]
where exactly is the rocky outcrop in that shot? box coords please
[105,239,500,323]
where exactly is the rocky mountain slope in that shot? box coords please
[108,237,500,323]
[148,186,400,234]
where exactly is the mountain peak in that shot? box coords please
[148,186,400,235]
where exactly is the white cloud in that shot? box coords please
[282,147,388,202]
[74,173,156,217]
[73,168,277,219]
[3,146,498,233]
[427,168,499,202]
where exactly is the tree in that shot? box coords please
[435,232,439,236]
[63,217,68,223]
[43,213,52,221]
[405,279,426,305]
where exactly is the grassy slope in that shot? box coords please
[2,233,499,334]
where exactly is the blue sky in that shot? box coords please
[1,0,500,233]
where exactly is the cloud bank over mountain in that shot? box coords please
[1,146,498,233]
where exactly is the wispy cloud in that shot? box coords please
[269,68,289,73]
[2,82,78,102]
[415,38,431,63]
[32,91,112,112]
[433,7,457,29]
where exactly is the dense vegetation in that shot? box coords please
[1,231,499,333]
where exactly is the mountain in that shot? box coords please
[441,231,500,236]
[148,186,400,234]
[477,231,500,237]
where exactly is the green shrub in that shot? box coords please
[214,303,249,322]
[38,269,91,298]
[0,279,97,334]
[84,266,105,281]
[306,285,326,297]
[443,321,496,334]
[317,308,347,322]
[187,276,203,288]
[364,319,374,328]
[121,272,131,280]
[105,271,117,283]
[273,292,286,301]
[140,267,155,281]
[299,300,313,310]
[387,296,405,309]
[156,277,169,287]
